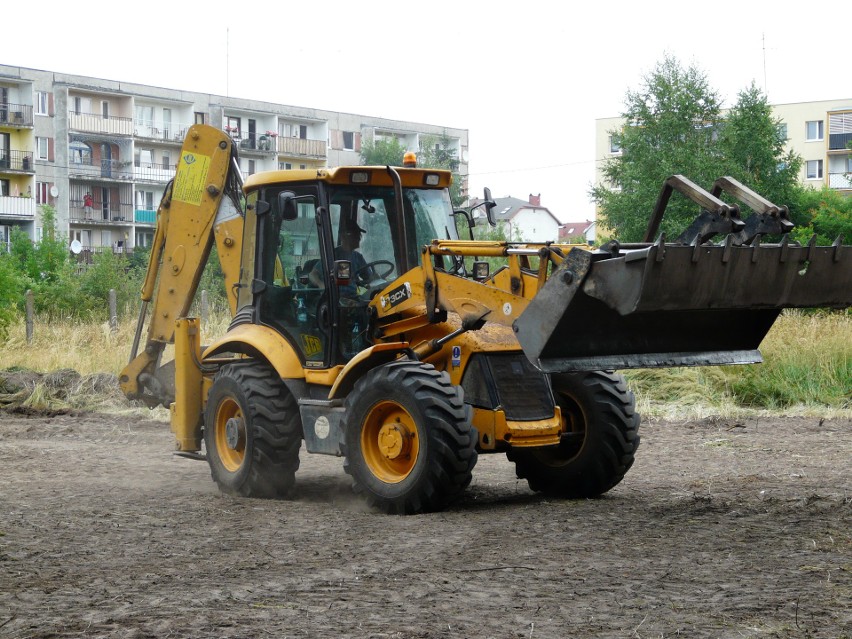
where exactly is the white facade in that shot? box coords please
[0,64,469,257]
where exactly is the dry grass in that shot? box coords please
[0,311,231,376]
[0,309,849,418]
[627,311,851,419]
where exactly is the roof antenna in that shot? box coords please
[226,28,230,97]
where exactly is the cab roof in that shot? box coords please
[243,165,453,192]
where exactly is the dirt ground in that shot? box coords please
[0,409,850,639]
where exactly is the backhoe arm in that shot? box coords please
[120,125,243,407]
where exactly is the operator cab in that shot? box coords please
[241,166,457,368]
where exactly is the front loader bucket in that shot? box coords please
[515,239,851,372]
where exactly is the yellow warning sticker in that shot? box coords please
[172,152,211,206]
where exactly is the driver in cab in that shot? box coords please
[309,217,369,299]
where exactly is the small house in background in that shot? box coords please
[468,193,561,242]
[558,220,596,245]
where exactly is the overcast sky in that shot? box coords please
[4,0,848,222]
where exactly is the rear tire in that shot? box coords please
[204,361,302,498]
[507,371,640,498]
[343,361,477,514]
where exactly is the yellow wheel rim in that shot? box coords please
[361,400,420,483]
[213,397,246,472]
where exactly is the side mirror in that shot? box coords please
[278,191,299,221]
[482,187,497,227]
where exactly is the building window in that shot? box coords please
[35,92,49,116]
[162,152,170,170]
[609,135,621,154]
[806,120,824,141]
[342,131,354,150]
[776,122,788,142]
[280,162,292,170]
[225,116,240,137]
[300,164,306,170]
[36,182,49,203]
[195,112,206,125]
[0,179,8,197]
[806,159,823,179]
[101,101,110,119]
[36,137,49,160]
[248,159,256,175]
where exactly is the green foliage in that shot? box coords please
[592,58,804,242]
[79,251,137,319]
[419,133,465,208]
[0,254,23,339]
[789,186,852,245]
[2,205,93,322]
[360,136,407,167]
[716,83,803,213]
[9,205,71,283]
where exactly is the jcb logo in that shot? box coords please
[301,334,322,357]
[380,282,412,309]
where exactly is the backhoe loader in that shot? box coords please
[120,125,852,514]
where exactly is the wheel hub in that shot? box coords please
[377,422,411,460]
[225,417,244,450]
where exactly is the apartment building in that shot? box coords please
[0,64,468,256]
[594,98,852,196]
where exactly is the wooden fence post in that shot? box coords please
[26,289,34,344]
[201,289,209,326]
[109,289,118,333]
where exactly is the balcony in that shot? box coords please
[68,159,134,181]
[134,161,176,183]
[278,136,327,158]
[829,132,852,152]
[229,132,278,154]
[73,244,137,264]
[828,172,852,190]
[68,111,134,136]
[134,208,157,224]
[0,150,35,173]
[69,199,134,224]
[135,122,190,143]
[0,103,34,128]
[0,195,36,218]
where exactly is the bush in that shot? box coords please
[789,186,852,245]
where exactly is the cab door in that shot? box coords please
[255,186,331,367]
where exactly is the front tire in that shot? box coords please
[343,361,477,514]
[204,361,302,498]
[507,370,640,498]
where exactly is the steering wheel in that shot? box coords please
[356,260,394,285]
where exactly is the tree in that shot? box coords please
[717,83,803,217]
[419,133,465,208]
[360,136,406,167]
[592,56,727,242]
[592,61,812,244]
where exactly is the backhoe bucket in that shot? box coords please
[514,239,851,372]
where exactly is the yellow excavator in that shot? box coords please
[120,125,851,514]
